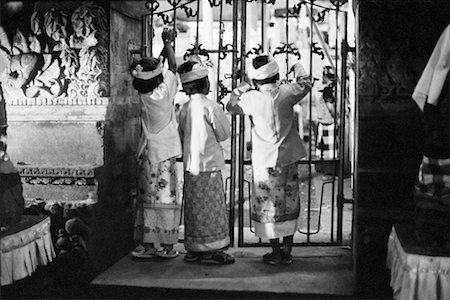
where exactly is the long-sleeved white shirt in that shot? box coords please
[228,70,311,168]
[178,93,230,174]
[138,71,182,164]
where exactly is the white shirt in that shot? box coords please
[229,79,311,168]
[139,71,182,164]
[178,93,230,174]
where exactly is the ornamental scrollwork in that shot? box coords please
[182,5,198,18]
[245,44,263,57]
[208,0,221,7]
[273,42,301,60]
[311,42,325,60]
[217,80,231,102]
[157,12,173,25]
[184,44,210,60]
[167,0,182,6]
[145,0,160,12]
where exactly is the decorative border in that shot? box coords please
[6,97,109,106]
[17,166,98,185]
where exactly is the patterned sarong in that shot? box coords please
[134,157,181,245]
[252,163,300,239]
[417,156,450,197]
[183,170,230,252]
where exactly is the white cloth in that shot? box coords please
[386,226,450,300]
[254,219,299,239]
[1,216,55,286]
[249,59,279,80]
[412,24,450,111]
[138,71,182,164]
[178,93,230,174]
[228,71,311,168]
[132,60,163,80]
[179,62,208,83]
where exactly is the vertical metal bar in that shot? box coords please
[195,0,200,54]
[216,1,224,103]
[307,0,314,243]
[229,0,239,247]
[149,4,154,57]
[142,15,149,57]
[337,7,347,244]
[172,2,177,51]
[285,0,289,78]
[261,0,265,52]
[333,1,340,243]
[238,0,247,247]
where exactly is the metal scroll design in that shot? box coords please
[311,42,325,60]
[273,42,302,60]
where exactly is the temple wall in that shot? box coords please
[1,0,142,278]
[355,0,450,297]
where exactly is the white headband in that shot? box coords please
[248,58,279,80]
[179,62,209,83]
[132,60,163,80]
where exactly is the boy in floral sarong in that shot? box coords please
[130,28,182,259]
[227,55,311,265]
[177,56,234,265]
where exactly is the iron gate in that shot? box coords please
[134,0,355,247]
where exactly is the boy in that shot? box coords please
[227,55,311,265]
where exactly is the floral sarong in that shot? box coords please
[252,163,300,239]
[134,157,181,245]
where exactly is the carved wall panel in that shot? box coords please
[0,1,109,102]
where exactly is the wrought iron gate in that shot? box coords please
[135,0,355,247]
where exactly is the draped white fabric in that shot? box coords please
[386,226,450,300]
[1,216,55,286]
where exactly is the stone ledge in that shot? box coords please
[7,105,108,122]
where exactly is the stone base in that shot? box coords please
[22,184,97,202]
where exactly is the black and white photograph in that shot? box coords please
[0,0,449,299]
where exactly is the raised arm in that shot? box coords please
[160,28,177,73]
[284,62,312,105]
[226,81,252,115]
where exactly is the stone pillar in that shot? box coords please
[354,0,450,297]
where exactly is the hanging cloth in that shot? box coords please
[412,24,450,110]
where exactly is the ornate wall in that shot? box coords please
[0,0,141,278]
[355,0,450,297]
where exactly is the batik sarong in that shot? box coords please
[134,157,181,245]
[183,170,230,252]
[252,163,300,239]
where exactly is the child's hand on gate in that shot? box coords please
[162,28,177,43]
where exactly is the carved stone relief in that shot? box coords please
[0,2,109,102]
[358,0,447,102]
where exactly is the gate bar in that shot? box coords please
[229,0,239,246]
[237,0,248,247]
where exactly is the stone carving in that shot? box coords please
[358,0,430,102]
[0,3,108,101]
[17,166,97,186]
